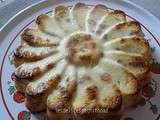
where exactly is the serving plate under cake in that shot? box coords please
[0,0,160,120]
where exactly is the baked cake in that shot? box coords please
[12,3,151,120]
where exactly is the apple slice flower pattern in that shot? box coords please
[8,40,159,120]
[5,3,159,120]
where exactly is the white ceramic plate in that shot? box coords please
[0,0,160,120]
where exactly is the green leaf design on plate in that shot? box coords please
[24,111,31,120]
[150,104,158,114]
[148,86,155,97]
[8,85,15,95]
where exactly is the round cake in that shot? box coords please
[12,3,151,120]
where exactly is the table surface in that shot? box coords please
[0,0,160,29]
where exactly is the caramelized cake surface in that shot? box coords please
[12,2,151,120]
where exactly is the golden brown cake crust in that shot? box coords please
[12,2,151,120]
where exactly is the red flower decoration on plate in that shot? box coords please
[18,111,31,120]
[142,85,154,98]
[13,91,25,103]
